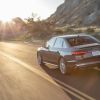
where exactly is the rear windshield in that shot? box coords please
[66,36,99,46]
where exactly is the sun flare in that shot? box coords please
[0,17,12,23]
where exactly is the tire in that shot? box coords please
[37,53,44,66]
[59,58,69,74]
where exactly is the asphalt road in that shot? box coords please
[0,42,99,100]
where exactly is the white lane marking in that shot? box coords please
[0,51,95,100]
[0,51,58,86]
[61,86,86,100]
[53,78,95,100]
[94,67,100,71]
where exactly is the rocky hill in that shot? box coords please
[48,0,100,26]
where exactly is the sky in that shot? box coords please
[0,0,64,21]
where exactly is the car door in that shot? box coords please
[49,37,64,64]
[42,37,57,63]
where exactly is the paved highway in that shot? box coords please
[0,42,99,100]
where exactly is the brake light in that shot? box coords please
[72,51,86,55]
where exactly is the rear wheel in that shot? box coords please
[59,58,69,74]
[37,53,44,66]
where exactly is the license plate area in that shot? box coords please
[92,51,100,56]
[83,53,92,58]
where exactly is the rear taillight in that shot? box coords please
[72,51,87,55]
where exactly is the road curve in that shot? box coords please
[0,42,99,100]
[0,50,71,100]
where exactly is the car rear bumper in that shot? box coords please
[66,60,100,69]
[76,61,100,68]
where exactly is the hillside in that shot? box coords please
[48,0,100,26]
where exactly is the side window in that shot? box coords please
[46,37,56,48]
[54,38,63,48]
[62,40,68,48]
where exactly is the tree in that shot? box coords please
[25,13,37,24]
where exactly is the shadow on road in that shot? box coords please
[40,64,99,77]
[40,64,100,99]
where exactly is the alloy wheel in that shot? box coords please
[59,58,67,74]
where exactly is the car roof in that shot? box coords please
[54,33,91,39]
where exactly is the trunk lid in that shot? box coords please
[72,43,100,60]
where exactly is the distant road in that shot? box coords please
[0,42,99,100]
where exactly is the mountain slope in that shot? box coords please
[48,0,100,26]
